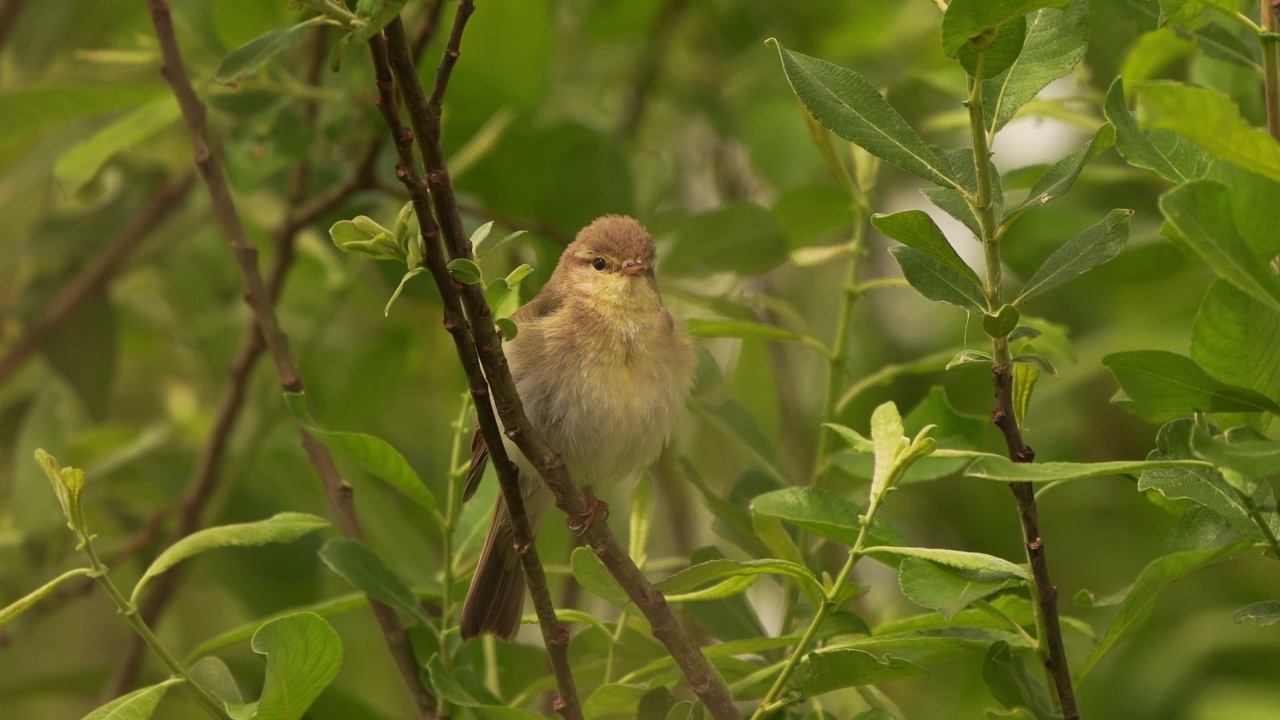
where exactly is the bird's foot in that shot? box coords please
[566,490,609,536]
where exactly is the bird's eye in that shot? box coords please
[591,257,607,271]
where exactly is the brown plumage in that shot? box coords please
[459,215,697,640]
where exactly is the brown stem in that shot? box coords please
[142,3,437,716]
[1262,0,1280,141]
[381,8,740,718]
[993,363,1079,720]
[0,0,26,68]
[0,175,194,390]
[616,0,689,137]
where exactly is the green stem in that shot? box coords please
[749,498,881,719]
[82,541,234,720]
[974,598,1039,649]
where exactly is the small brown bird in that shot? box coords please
[459,215,697,640]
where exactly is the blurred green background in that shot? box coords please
[1,0,1277,718]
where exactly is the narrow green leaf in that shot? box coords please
[303,429,438,516]
[959,16,1027,77]
[1160,181,1280,312]
[1103,350,1280,423]
[922,186,982,239]
[584,684,650,719]
[629,477,655,567]
[984,305,1021,339]
[216,17,327,85]
[1103,77,1208,184]
[468,221,495,250]
[770,41,960,189]
[132,513,329,605]
[477,230,528,259]
[1137,81,1280,183]
[385,267,428,316]
[570,546,629,607]
[425,653,478,705]
[962,452,1217,484]
[889,246,988,313]
[352,0,409,42]
[1139,419,1263,540]
[1189,425,1280,480]
[899,558,1016,621]
[234,613,343,720]
[1016,209,1131,304]
[1076,541,1251,682]
[872,210,980,285]
[0,567,93,630]
[751,487,903,550]
[685,318,803,343]
[1233,601,1280,627]
[318,538,433,627]
[983,641,1057,719]
[1157,0,1205,24]
[870,401,905,500]
[82,679,183,720]
[941,0,1069,58]
[55,96,180,195]
[447,257,483,284]
[983,0,1089,131]
[655,558,823,607]
[1010,124,1115,215]
[801,649,927,696]
[188,657,243,705]
[1012,362,1039,427]
[862,546,1029,582]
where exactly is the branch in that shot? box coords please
[141,3,437,716]
[0,174,194,390]
[0,0,26,67]
[366,26,583,719]
[616,0,689,137]
[381,9,740,718]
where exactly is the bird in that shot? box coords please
[459,215,697,640]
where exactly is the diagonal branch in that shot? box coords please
[141,2,437,717]
[380,8,740,718]
[616,0,689,137]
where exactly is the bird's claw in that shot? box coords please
[566,490,609,536]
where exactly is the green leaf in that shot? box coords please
[983,0,1089,131]
[188,657,244,705]
[216,17,327,85]
[385,267,428,316]
[43,292,117,421]
[959,16,1027,78]
[424,653,478,705]
[629,477,655,567]
[1192,281,1280,404]
[751,487,902,550]
[477,230,527,259]
[1016,209,1131,304]
[656,558,823,607]
[1076,541,1252,682]
[691,401,788,485]
[801,649,928,696]
[300,427,438,516]
[447,257,484,284]
[1204,163,1280,260]
[0,85,166,170]
[0,567,93,630]
[922,187,982,239]
[872,210,980,285]
[862,546,1029,582]
[1189,425,1280,480]
[1233,601,1280,627]
[941,0,1069,57]
[1103,350,1280,423]
[81,679,182,720]
[684,318,804,344]
[899,558,1016,621]
[870,401,906,500]
[54,96,180,196]
[495,317,518,341]
[584,684,650,719]
[132,513,329,605]
[1009,124,1115,215]
[665,202,789,276]
[233,613,343,720]
[468,221,495,250]
[984,305,1021,339]
[1137,81,1280,183]
[962,452,1216,484]
[1103,77,1209,184]
[983,641,1057,719]
[1160,181,1280,312]
[352,0,409,42]
[889,246,988,313]
[770,41,961,189]
[570,546,629,607]
[318,538,433,627]
[1138,420,1262,539]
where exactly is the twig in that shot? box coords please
[0,0,26,72]
[410,0,446,60]
[367,24,583,719]
[380,9,740,718]
[0,174,194,390]
[141,3,437,717]
[1262,1,1280,141]
[616,0,689,137]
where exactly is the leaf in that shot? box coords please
[983,0,1089,131]
[1103,350,1280,423]
[385,267,428,316]
[862,546,1030,582]
[570,546,629,607]
[1137,81,1280,183]
[132,513,329,605]
[1233,601,1280,627]
[751,487,903,550]
[81,679,182,720]
[922,186,982,239]
[1160,181,1280,312]
[872,210,980,285]
[468,221,495,250]
[962,452,1217,484]
[318,538,433,627]
[941,0,1070,58]
[0,85,165,170]
[1205,163,1280,260]
[630,477,655,567]
[984,305,1021,339]
[1103,77,1208,184]
[870,401,908,500]
[55,96,180,195]
[353,0,409,42]
[234,612,343,720]
[1189,425,1280,480]
[477,230,527,259]
[187,592,386,662]
[1192,281,1280,404]
[983,641,1057,719]
[424,653,478,705]
[1137,419,1262,538]
[1015,209,1131,304]
[584,684,649,719]
[495,317,518,341]
[0,567,93,630]
[770,41,960,189]
[1157,0,1206,24]
[899,558,1016,621]
[889,246,988,313]
[216,17,327,85]
[959,16,1027,78]
[188,657,244,705]
[43,292,117,421]
[665,202,789,276]
[801,649,928,696]
[298,427,438,516]
[691,401,788,485]
[447,257,483,284]
[656,558,823,607]
[1075,541,1253,682]
[684,319,804,344]
[1009,124,1115,215]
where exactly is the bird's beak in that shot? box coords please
[620,260,647,276]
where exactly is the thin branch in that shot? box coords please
[381,9,740,718]
[410,0,446,60]
[367,25,584,719]
[616,0,689,137]
[0,174,194,390]
[141,3,437,717]
[0,0,26,69]
[1262,0,1280,141]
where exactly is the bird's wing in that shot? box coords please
[462,424,490,502]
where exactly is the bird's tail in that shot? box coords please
[459,494,540,640]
